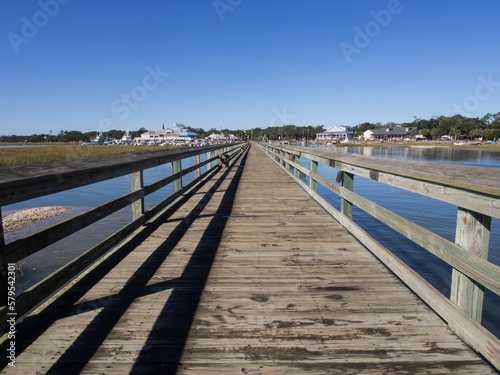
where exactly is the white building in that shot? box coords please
[207,133,226,143]
[227,134,240,142]
[207,133,240,144]
[363,129,374,140]
[139,124,188,144]
[316,125,355,141]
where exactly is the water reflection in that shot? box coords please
[316,145,500,168]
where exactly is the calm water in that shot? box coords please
[4,146,500,337]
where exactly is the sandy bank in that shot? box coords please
[2,206,71,233]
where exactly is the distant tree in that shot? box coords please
[62,130,87,142]
[385,122,398,129]
[186,126,207,138]
[429,128,439,139]
[104,129,126,140]
[481,113,494,126]
[355,122,378,137]
[490,112,500,127]
[29,134,46,142]
[491,129,500,139]
[131,127,148,139]
[449,127,461,140]
[420,129,430,139]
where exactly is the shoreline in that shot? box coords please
[2,206,71,233]
[290,141,500,152]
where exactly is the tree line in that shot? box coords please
[0,128,147,144]
[0,126,246,143]
[356,112,500,140]
[2,112,500,143]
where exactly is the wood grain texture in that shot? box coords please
[451,208,491,321]
[0,143,494,374]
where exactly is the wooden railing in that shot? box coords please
[258,142,500,370]
[0,143,245,332]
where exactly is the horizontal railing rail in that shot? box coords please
[0,143,247,332]
[257,142,500,370]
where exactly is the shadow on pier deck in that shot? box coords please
[0,145,496,374]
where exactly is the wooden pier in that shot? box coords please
[0,143,499,374]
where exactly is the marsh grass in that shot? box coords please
[0,145,182,166]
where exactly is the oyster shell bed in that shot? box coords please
[2,206,71,233]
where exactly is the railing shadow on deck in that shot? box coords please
[0,146,248,373]
[0,143,245,329]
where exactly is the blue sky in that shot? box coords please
[1,0,500,135]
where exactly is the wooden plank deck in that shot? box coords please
[0,144,496,374]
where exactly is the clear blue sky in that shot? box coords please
[1,0,500,135]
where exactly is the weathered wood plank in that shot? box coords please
[451,207,492,321]
[130,170,144,221]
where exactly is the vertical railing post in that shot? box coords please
[294,153,301,179]
[285,152,291,172]
[450,207,491,322]
[310,160,318,192]
[207,151,213,170]
[131,171,144,220]
[215,148,220,168]
[194,154,200,179]
[173,159,182,192]
[0,208,4,249]
[340,172,354,219]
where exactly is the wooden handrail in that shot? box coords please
[258,142,500,370]
[0,143,246,332]
[265,144,500,218]
[0,144,239,207]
